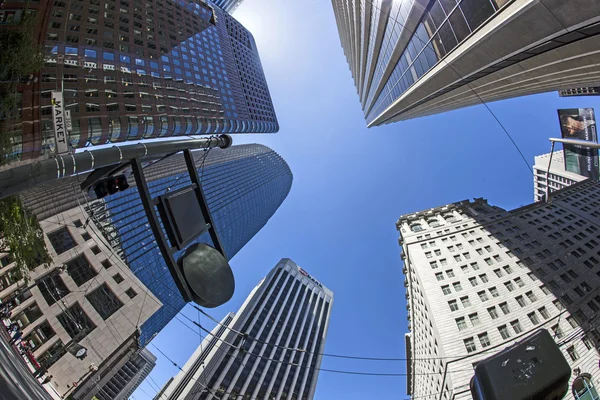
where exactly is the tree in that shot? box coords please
[0,196,51,282]
[0,11,43,165]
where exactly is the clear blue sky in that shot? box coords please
[132,1,600,399]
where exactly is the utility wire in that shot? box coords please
[359,0,533,173]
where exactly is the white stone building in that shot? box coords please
[398,180,600,400]
[533,152,586,202]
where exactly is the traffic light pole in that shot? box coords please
[0,135,232,200]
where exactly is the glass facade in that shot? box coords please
[87,144,292,345]
[3,0,277,161]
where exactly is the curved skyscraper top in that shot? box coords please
[85,144,293,345]
[331,0,600,125]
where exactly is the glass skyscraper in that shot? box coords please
[1,0,277,163]
[332,0,600,125]
[86,144,292,345]
[157,259,334,400]
[211,0,245,14]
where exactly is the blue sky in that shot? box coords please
[132,0,600,399]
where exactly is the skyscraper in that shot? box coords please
[533,152,585,202]
[211,0,245,14]
[95,348,157,400]
[86,144,293,345]
[397,181,600,399]
[157,259,334,400]
[559,87,600,97]
[331,0,600,125]
[1,0,277,164]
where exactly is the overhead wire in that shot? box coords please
[360,0,534,173]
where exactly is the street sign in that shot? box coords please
[51,91,69,154]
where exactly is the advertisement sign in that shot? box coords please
[51,91,69,154]
[558,108,598,179]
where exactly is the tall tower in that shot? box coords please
[157,258,334,400]
[397,181,600,399]
[211,0,245,14]
[1,0,277,165]
[331,0,600,125]
[88,144,293,345]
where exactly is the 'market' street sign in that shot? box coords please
[51,91,69,154]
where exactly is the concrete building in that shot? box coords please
[559,87,600,97]
[157,259,334,400]
[0,0,277,166]
[533,152,586,202]
[95,348,157,400]
[397,180,600,400]
[0,205,161,399]
[331,0,600,126]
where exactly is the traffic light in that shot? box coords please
[92,174,129,199]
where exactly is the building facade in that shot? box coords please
[85,144,292,345]
[331,0,600,126]
[397,181,600,399]
[0,0,277,165]
[157,258,334,400]
[559,87,600,97]
[211,0,245,14]
[95,347,157,400]
[0,205,162,398]
[533,152,586,202]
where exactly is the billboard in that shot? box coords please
[558,108,598,179]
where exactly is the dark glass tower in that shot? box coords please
[85,144,292,345]
[1,0,277,163]
[158,259,333,400]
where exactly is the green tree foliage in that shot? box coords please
[0,11,43,165]
[0,196,51,282]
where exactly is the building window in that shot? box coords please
[566,316,578,329]
[478,332,491,348]
[479,274,488,283]
[86,284,123,320]
[498,325,511,340]
[47,227,76,255]
[469,313,480,326]
[566,346,579,361]
[514,277,524,287]
[526,291,538,303]
[488,307,499,319]
[446,269,455,278]
[430,261,438,269]
[527,309,548,325]
[125,288,137,299]
[65,255,97,286]
[91,245,101,255]
[37,340,67,369]
[453,282,462,292]
[441,285,451,295]
[461,296,471,307]
[113,274,124,284]
[510,320,523,334]
[448,300,458,312]
[489,287,499,298]
[456,317,467,331]
[73,219,83,228]
[435,272,444,281]
[538,307,550,320]
[469,277,478,287]
[552,324,564,339]
[81,232,92,241]
[13,302,43,329]
[499,302,510,315]
[516,296,526,307]
[478,291,489,302]
[57,303,95,340]
[37,273,69,305]
[464,337,476,353]
[101,260,111,269]
[440,259,448,266]
[504,281,515,292]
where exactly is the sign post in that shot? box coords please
[51,91,69,154]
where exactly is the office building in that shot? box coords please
[0,205,162,399]
[0,0,277,165]
[86,144,291,345]
[331,0,600,125]
[559,87,600,97]
[95,348,157,400]
[211,0,244,14]
[398,180,600,399]
[157,258,333,400]
[533,152,586,202]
